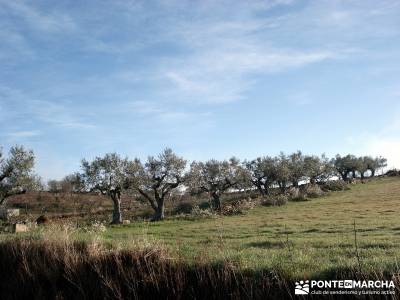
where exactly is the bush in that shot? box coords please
[303,184,324,198]
[321,180,349,192]
[386,169,400,177]
[198,201,210,210]
[173,202,194,214]
[261,195,288,207]
[190,205,216,218]
[285,187,306,201]
[36,215,49,225]
[222,204,244,215]
[138,208,155,219]
[222,198,258,215]
[289,193,307,202]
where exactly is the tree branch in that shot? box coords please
[0,166,13,183]
[137,188,157,211]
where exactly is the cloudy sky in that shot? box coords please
[1,0,399,180]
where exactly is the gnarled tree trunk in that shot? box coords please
[152,204,165,221]
[110,193,122,224]
[340,171,351,182]
[150,192,166,221]
[264,184,270,196]
[211,192,222,212]
[255,182,266,196]
[278,181,286,194]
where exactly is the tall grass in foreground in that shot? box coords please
[1,235,399,299]
[0,238,287,300]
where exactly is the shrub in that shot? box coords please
[222,204,244,215]
[84,221,107,234]
[198,201,210,210]
[261,195,288,207]
[321,180,349,192]
[138,208,155,219]
[190,205,216,218]
[286,187,303,200]
[386,169,400,177]
[289,193,307,202]
[303,184,324,198]
[36,215,49,225]
[222,198,258,215]
[173,202,194,215]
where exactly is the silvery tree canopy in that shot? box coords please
[244,156,277,196]
[187,157,248,212]
[80,153,131,224]
[0,146,40,205]
[125,148,186,221]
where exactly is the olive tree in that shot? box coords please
[369,156,387,177]
[0,146,40,205]
[304,154,334,184]
[275,153,290,193]
[287,151,305,187]
[61,173,85,193]
[80,153,130,224]
[358,156,371,180]
[349,156,363,179]
[333,154,356,181]
[187,157,247,212]
[244,156,276,196]
[125,148,186,221]
[353,156,387,179]
[47,179,61,193]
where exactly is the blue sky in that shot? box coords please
[1,0,400,180]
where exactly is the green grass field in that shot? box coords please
[101,177,400,279]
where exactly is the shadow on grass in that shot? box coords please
[246,240,289,249]
[302,228,320,233]
[288,197,310,202]
[360,243,397,249]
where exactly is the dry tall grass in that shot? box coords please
[1,236,398,299]
[0,237,294,300]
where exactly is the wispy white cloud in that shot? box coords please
[165,72,207,93]
[162,44,337,103]
[28,100,96,129]
[287,92,313,106]
[0,87,96,131]
[130,100,211,122]
[3,0,339,105]
[130,1,365,104]
[2,0,396,106]
[0,27,34,61]
[0,0,77,64]
[7,130,41,138]
[130,101,163,115]
[0,0,399,181]
[0,0,76,33]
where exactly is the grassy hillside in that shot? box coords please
[1,177,400,280]
[102,177,400,278]
[1,177,400,299]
